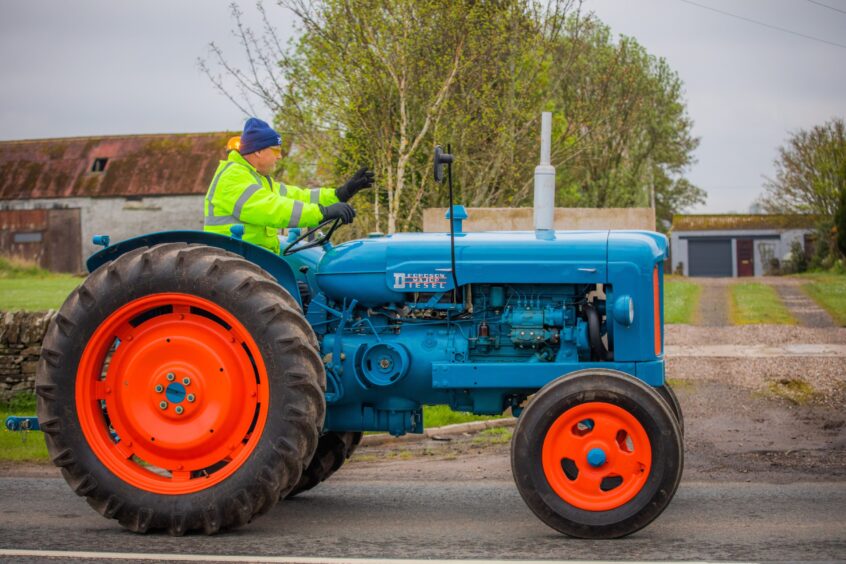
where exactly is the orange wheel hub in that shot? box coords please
[542,402,652,511]
[75,293,269,494]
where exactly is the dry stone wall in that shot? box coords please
[1,310,55,401]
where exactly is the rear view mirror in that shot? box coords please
[434,146,453,183]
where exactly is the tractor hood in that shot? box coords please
[315,230,667,307]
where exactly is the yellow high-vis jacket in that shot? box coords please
[203,151,339,253]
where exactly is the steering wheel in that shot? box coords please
[282,217,343,256]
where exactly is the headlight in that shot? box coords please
[613,295,635,327]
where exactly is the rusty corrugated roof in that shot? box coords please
[672,214,820,231]
[0,132,236,200]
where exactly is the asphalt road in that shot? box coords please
[1,476,845,562]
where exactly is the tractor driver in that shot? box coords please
[204,117,374,254]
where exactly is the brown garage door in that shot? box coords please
[736,239,754,277]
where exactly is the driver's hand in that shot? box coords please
[319,202,356,225]
[335,167,375,202]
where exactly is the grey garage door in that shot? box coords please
[688,239,732,277]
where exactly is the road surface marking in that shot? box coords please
[0,549,727,564]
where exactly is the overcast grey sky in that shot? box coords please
[0,0,844,214]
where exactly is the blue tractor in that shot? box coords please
[35,116,682,539]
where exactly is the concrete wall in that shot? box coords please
[670,228,811,277]
[1,195,203,271]
[423,207,656,232]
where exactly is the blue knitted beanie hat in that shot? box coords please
[239,118,282,155]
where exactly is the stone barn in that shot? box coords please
[0,132,232,272]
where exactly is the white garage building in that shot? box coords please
[670,214,817,277]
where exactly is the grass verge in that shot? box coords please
[0,278,80,311]
[729,283,796,325]
[0,392,48,462]
[664,278,701,324]
[799,274,846,326]
[0,255,80,311]
[470,427,513,446]
[423,405,500,427]
[0,256,55,278]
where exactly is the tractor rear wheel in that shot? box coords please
[36,243,325,535]
[511,369,683,539]
[286,431,363,498]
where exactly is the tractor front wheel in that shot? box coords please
[36,243,325,534]
[655,383,684,436]
[511,369,683,539]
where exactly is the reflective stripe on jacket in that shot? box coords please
[203,151,339,253]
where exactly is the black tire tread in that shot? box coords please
[286,431,363,498]
[655,383,684,436]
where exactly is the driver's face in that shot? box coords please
[253,146,282,175]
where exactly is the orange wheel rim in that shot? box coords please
[542,402,652,511]
[75,293,269,494]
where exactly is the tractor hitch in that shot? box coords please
[4,416,40,432]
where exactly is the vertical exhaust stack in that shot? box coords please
[533,112,555,233]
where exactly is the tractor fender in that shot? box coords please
[86,230,302,306]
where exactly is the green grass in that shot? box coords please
[729,283,796,325]
[0,392,49,462]
[470,426,513,446]
[0,255,80,311]
[0,256,55,278]
[664,278,701,324]
[423,405,501,427]
[799,273,846,326]
[0,278,80,311]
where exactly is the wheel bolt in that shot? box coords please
[166,373,175,381]
[187,394,196,403]
[155,385,163,393]
[182,377,191,386]
[159,401,168,410]
[175,406,184,415]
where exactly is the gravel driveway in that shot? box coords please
[692,276,839,328]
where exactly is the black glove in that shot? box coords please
[335,167,375,202]
[319,202,356,225]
